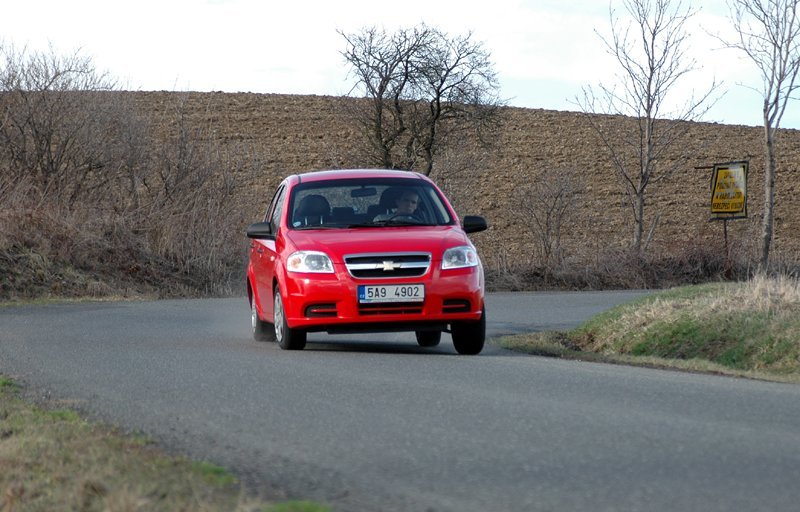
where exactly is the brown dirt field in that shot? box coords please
[124,91,800,274]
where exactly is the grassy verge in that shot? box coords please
[493,275,800,384]
[0,295,152,309]
[0,377,329,512]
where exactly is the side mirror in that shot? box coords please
[462,215,487,234]
[246,221,274,239]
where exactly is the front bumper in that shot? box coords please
[281,264,484,333]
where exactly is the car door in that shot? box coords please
[251,184,287,321]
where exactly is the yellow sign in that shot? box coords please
[710,161,748,218]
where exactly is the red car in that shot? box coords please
[246,169,488,354]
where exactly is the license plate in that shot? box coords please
[358,284,424,303]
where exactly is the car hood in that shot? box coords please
[285,226,470,262]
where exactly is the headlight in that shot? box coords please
[441,246,479,269]
[287,251,334,273]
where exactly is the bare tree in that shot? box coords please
[339,26,427,169]
[0,43,124,205]
[577,0,718,254]
[341,24,503,175]
[137,93,254,292]
[515,167,583,270]
[722,0,800,271]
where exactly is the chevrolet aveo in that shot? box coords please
[246,169,488,354]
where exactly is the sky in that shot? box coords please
[1,0,798,130]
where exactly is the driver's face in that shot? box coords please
[396,193,419,214]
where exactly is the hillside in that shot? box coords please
[3,90,799,299]
[129,91,800,268]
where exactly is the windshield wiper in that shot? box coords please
[292,225,341,230]
[345,222,382,228]
[348,220,436,228]
[384,218,437,226]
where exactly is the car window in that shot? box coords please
[267,185,287,230]
[289,178,453,229]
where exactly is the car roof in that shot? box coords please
[293,169,429,184]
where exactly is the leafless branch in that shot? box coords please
[340,24,504,175]
[719,0,800,270]
[576,0,720,253]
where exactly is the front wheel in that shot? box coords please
[251,297,275,342]
[274,288,306,350]
[451,307,485,355]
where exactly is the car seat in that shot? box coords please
[331,206,357,224]
[295,194,331,225]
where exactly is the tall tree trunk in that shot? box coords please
[760,121,777,271]
[633,191,645,254]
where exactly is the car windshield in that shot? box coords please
[289,178,454,229]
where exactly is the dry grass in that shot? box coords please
[624,274,800,320]
[0,94,254,302]
[0,381,250,511]
[495,276,800,382]
[0,377,329,512]
[482,240,754,292]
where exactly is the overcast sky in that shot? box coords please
[2,0,798,129]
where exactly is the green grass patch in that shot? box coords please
[0,377,19,389]
[47,409,82,422]
[266,501,332,512]
[191,460,239,487]
[495,276,800,383]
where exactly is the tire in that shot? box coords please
[274,288,306,350]
[415,330,442,347]
[251,297,275,342]
[451,307,485,355]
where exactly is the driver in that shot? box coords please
[374,190,419,220]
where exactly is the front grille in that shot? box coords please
[345,253,431,279]
[358,302,424,315]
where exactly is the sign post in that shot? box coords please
[711,161,748,219]
[709,161,748,257]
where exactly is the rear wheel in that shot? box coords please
[415,330,441,347]
[274,288,306,350]
[251,297,275,342]
[451,307,485,355]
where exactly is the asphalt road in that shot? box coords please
[2,291,800,511]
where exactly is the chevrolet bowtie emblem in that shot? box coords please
[380,261,400,271]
